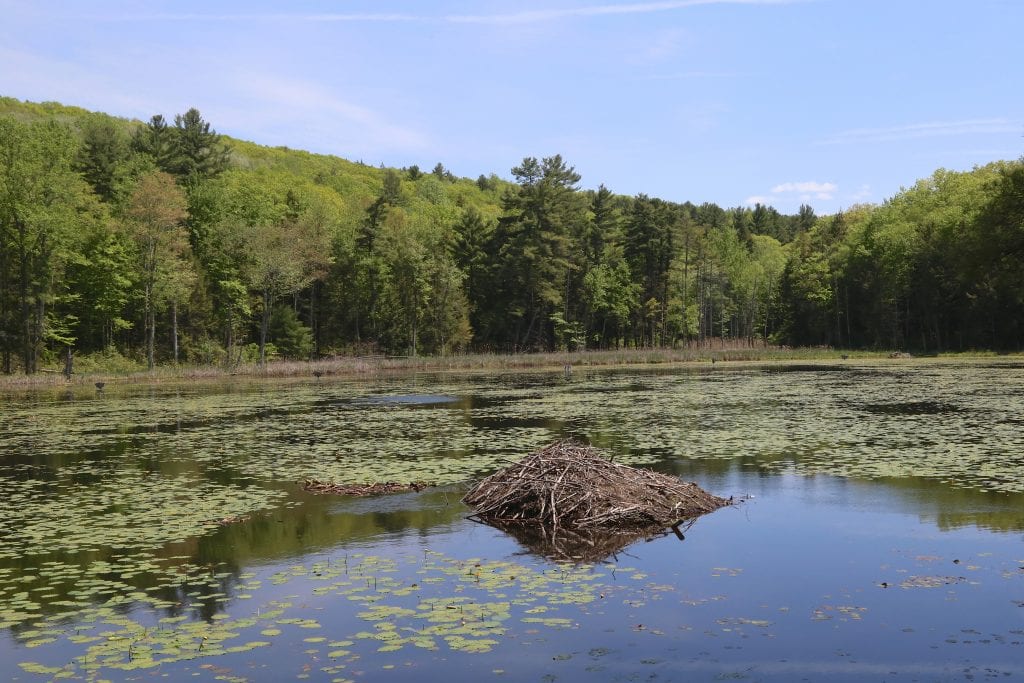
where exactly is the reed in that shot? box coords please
[2,344,1003,390]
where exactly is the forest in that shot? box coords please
[1,97,1022,374]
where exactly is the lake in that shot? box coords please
[1,360,1022,681]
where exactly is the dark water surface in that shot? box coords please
[1,361,1022,681]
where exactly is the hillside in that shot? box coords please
[1,96,1021,374]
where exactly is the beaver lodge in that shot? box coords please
[462,440,730,561]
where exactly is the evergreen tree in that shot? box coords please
[170,108,231,180]
[75,114,131,202]
[624,195,676,345]
[452,206,494,336]
[131,115,177,172]
[490,155,584,349]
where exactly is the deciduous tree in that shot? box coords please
[124,170,190,370]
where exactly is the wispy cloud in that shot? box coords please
[643,70,742,80]
[447,0,799,25]
[823,119,1019,145]
[0,46,155,116]
[100,0,800,25]
[103,12,423,23]
[637,28,690,63]
[229,75,428,154]
[848,184,872,204]
[0,45,429,158]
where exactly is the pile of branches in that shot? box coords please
[302,479,434,496]
[462,440,729,532]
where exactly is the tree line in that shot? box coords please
[0,99,1021,373]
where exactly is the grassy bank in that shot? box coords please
[0,345,1016,390]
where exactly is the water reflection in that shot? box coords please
[475,515,700,563]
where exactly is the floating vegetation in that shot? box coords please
[811,605,867,621]
[477,362,1024,494]
[12,549,614,680]
[303,479,436,496]
[0,470,286,560]
[7,362,1023,498]
[900,575,968,589]
[3,361,1024,679]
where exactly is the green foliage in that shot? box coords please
[132,108,229,182]
[0,117,95,372]
[75,113,131,202]
[2,96,1021,374]
[777,163,1022,350]
[65,217,135,350]
[181,335,227,365]
[269,305,313,359]
[70,345,145,374]
[124,170,191,369]
[484,155,586,350]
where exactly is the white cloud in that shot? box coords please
[744,180,837,207]
[771,181,838,199]
[823,119,1019,145]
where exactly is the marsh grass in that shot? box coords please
[0,343,948,390]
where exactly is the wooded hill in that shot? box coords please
[1,97,1021,374]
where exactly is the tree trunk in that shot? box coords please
[145,281,155,370]
[310,281,319,359]
[833,274,841,348]
[0,235,10,373]
[32,294,45,374]
[224,312,234,371]
[17,217,32,373]
[708,261,715,346]
[520,300,539,351]
[845,284,851,345]
[259,288,271,366]
[144,238,158,371]
[172,299,179,365]
[682,233,690,342]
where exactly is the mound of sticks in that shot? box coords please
[302,479,434,496]
[462,440,729,532]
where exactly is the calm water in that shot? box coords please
[1,361,1022,681]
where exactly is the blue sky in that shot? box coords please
[1,0,1021,214]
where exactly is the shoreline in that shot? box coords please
[1,347,1019,392]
